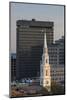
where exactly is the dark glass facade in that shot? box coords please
[16,19,54,80]
[11,53,16,81]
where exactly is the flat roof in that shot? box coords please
[17,19,54,28]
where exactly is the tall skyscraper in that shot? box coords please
[40,30,51,92]
[16,19,54,80]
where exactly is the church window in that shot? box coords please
[46,59,48,63]
[46,81,49,84]
[46,70,48,76]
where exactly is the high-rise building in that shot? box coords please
[16,19,54,80]
[48,36,64,67]
[48,36,65,86]
[51,65,64,86]
[11,53,16,81]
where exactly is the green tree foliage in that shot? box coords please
[51,81,65,95]
[40,86,50,95]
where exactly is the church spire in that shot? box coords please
[40,29,51,92]
[44,30,47,49]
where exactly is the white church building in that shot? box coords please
[40,30,51,92]
[40,30,64,92]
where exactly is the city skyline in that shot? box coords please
[10,2,64,53]
[10,3,65,97]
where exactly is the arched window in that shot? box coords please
[46,59,48,63]
[46,81,49,84]
[46,70,48,76]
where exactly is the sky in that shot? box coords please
[10,2,64,53]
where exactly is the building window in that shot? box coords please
[46,70,48,76]
[46,59,48,63]
[46,81,49,84]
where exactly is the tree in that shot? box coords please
[40,86,50,95]
[51,80,65,95]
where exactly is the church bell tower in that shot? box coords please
[40,30,51,92]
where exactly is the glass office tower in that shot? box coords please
[16,19,54,80]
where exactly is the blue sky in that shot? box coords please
[10,2,64,53]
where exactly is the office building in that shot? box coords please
[16,19,54,80]
[48,36,64,66]
[11,53,16,81]
[48,36,64,86]
[51,65,64,86]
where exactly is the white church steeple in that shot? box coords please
[44,30,47,49]
[40,29,51,92]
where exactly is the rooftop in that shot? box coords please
[17,19,54,28]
